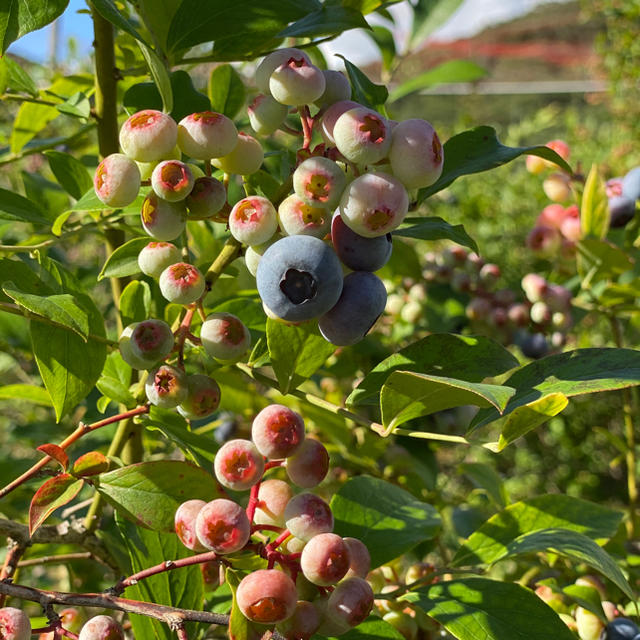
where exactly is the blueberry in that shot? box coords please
[331,213,392,272]
[318,271,387,346]
[256,236,343,322]
[601,618,640,640]
[518,331,549,359]
[622,166,640,201]
[609,195,636,228]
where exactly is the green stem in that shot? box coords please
[205,237,241,287]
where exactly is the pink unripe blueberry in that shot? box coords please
[229,196,278,246]
[119,323,156,370]
[339,172,409,238]
[526,225,561,254]
[151,160,194,202]
[507,303,530,327]
[236,569,298,624]
[276,600,321,640]
[186,176,226,218]
[606,177,624,198]
[315,70,352,109]
[214,438,265,491]
[248,94,289,135]
[521,273,548,303]
[526,154,546,174]
[119,109,178,162]
[78,616,124,640]
[269,57,326,106]
[141,193,186,241]
[301,532,350,586]
[254,478,294,527]
[320,100,360,145]
[145,364,188,408]
[252,404,305,459]
[389,118,444,189]
[256,48,311,95]
[537,203,567,229]
[285,437,329,488]
[129,318,174,363]
[178,374,221,420]
[544,139,571,167]
[0,607,31,640]
[545,283,572,311]
[293,156,347,210]
[560,215,581,242]
[195,498,251,553]
[343,537,371,579]
[325,577,374,632]
[479,263,500,288]
[543,173,571,202]
[211,132,264,175]
[138,241,181,278]
[333,107,391,165]
[158,262,206,305]
[200,312,251,362]
[175,499,207,551]
[284,492,333,541]
[94,153,141,207]
[177,111,238,160]
[466,297,491,322]
[278,194,331,238]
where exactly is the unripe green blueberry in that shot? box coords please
[211,132,264,175]
[129,318,174,362]
[236,569,299,624]
[389,118,444,189]
[269,57,326,106]
[521,273,548,303]
[78,615,124,640]
[177,374,221,420]
[119,323,157,370]
[278,194,331,238]
[543,173,572,202]
[526,154,546,174]
[254,478,293,527]
[320,100,360,145]
[244,233,283,276]
[214,438,265,491]
[574,606,604,640]
[177,111,238,159]
[383,611,418,640]
[339,172,409,237]
[145,364,188,408]
[94,153,141,208]
[293,156,347,210]
[248,94,289,136]
[119,109,178,162]
[530,301,551,325]
[315,70,352,109]
[138,241,182,278]
[136,145,182,180]
[159,262,206,305]
[333,107,391,165]
[141,193,186,241]
[229,195,278,246]
[151,159,194,202]
[186,176,226,218]
[195,498,251,553]
[200,312,251,362]
[256,48,311,95]
[0,607,31,640]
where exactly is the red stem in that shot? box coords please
[245,481,261,523]
[264,460,284,471]
[0,406,150,500]
[175,306,196,367]
[176,627,189,640]
[251,524,283,534]
[265,529,291,553]
[299,105,314,150]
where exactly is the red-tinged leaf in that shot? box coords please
[72,451,110,477]
[29,474,84,535]
[37,443,69,470]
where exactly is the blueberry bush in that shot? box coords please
[0,2,639,640]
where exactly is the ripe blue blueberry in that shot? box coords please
[622,166,640,202]
[331,213,392,272]
[318,271,387,346]
[609,195,636,228]
[602,618,640,640]
[517,331,549,359]
[256,236,343,322]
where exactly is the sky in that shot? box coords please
[7,0,571,68]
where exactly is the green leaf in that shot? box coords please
[119,280,152,328]
[331,475,441,568]
[29,473,83,535]
[581,164,609,239]
[278,7,370,38]
[96,460,222,531]
[337,54,388,109]
[340,617,405,640]
[0,384,52,406]
[138,41,174,114]
[494,392,569,450]
[0,0,69,54]
[3,55,37,96]
[3,282,89,339]
[72,451,110,477]
[368,25,396,71]
[419,126,573,201]
[390,60,487,101]
[166,0,317,53]
[401,578,575,640]
[380,372,514,435]
[55,91,92,120]
[99,237,149,281]
[136,0,182,55]
[393,216,478,253]
[348,334,518,406]
[561,584,607,621]
[266,319,335,394]
[0,188,50,225]
[44,151,93,200]
[470,348,640,432]
[208,64,246,120]
[459,462,507,508]
[90,0,146,42]
[96,351,134,408]
[410,0,464,45]
[452,494,623,567]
